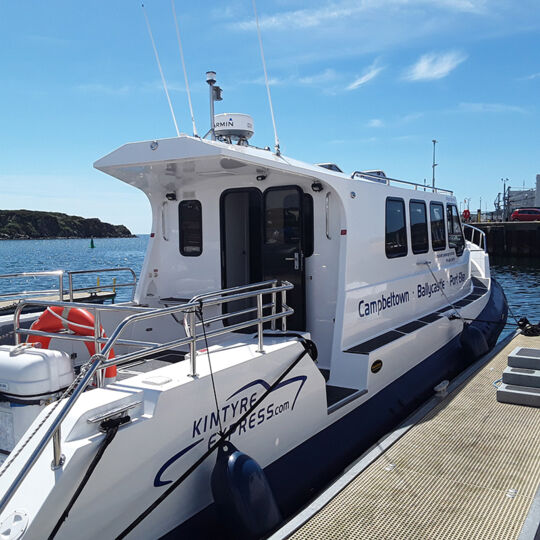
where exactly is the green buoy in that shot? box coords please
[90,238,95,249]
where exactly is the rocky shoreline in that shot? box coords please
[0,210,134,240]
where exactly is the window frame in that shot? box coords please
[385,197,408,259]
[409,199,429,255]
[178,199,203,257]
[430,201,446,251]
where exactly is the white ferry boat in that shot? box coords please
[0,105,507,539]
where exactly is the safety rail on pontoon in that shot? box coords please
[0,271,65,302]
[351,171,454,195]
[463,224,487,251]
[66,267,137,302]
[0,280,294,514]
[0,267,137,304]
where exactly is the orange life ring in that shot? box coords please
[28,306,117,383]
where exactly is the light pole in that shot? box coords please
[501,177,508,221]
[479,196,482,222]
[432,139,438,188]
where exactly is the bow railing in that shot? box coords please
[0,279,294,515]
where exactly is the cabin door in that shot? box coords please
[220,189,262,326]
[261,186,306,330]
[220,186,306,331]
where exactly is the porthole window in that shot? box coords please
[179,200,202,256]
[385,198,408,258]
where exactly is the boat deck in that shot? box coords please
[0,291,116,314]
[272,332,540,540]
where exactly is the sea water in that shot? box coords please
[0,237,538,339]
[0,236,148,302]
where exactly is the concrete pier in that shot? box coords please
[475,222,540,258]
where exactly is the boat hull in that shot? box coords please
[166,278,508,539]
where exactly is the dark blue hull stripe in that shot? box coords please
[162,279,507,539]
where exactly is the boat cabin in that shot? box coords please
[95,134,477,388]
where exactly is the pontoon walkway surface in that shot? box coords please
[0,291,115,314]
[272,332,540,540]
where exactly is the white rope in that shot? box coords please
[46,307,94,332]
[252,0,280,155]
[171,0,198,137]
[142,3,180,137]
[43,308,113,360]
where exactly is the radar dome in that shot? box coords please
[214,113,254,142]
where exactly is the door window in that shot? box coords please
[264,188,302,245]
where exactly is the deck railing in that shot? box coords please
[463,224,487,251]
[0,279,293,515]
[351,171,454,195]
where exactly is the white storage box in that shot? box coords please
[0,345,74,454]
[0,345,74,398]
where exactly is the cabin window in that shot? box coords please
[385,198,408,258]
[179,200,202,256]
[264,188,301,245]
[430,202,446,251]
[409,200,429,254]
[303,193,314,257]
[447,204,465,256]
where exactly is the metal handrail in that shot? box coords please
[13,300,155,346]
[0,271,64,302]
[0,280,294,515]
[352,171,454,195]
[463,223,486,251]
[67,267,137,302]
[0,267,137,304]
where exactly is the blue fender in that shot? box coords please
[211,441,282,539]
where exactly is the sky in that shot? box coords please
[1,0,539,233]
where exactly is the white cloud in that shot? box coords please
[76,83,131,96]
[524,72,540,80]
[347,61,384,90]
[299,69,338,85]
[237,0,488,31]
[243,68,338,90]
[457,102,526,113]
[404,51,467,81]
[367,118,384,128]
[329,136,379,144]
[392,134,418,141]
[399,112,424,123]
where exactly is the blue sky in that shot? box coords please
[1,1,539,233]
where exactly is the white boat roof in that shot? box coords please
[94,135,348,192]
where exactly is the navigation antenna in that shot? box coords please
[171,0,198,137]
[141,3,180,137]
[252,0,280,155]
